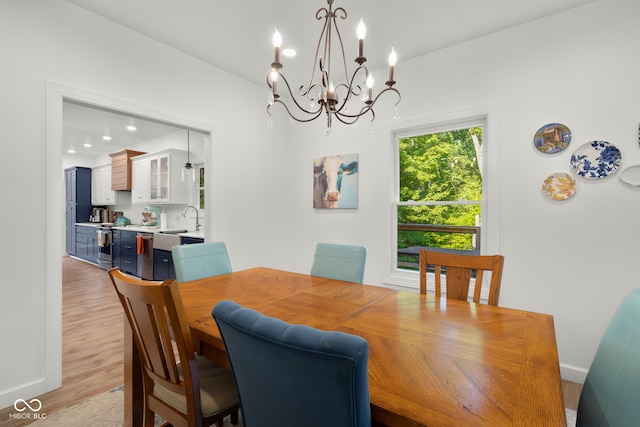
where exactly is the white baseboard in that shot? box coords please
[560,363,588,384]
[0,378,46,411]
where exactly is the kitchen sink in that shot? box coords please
[153,233,182,251]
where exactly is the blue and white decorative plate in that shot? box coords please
[570,141,621,179]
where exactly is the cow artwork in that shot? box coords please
[313,154,359,209]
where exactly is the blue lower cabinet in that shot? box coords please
[112,230,121,269]
[181,237,204,245]
[118,231,138,276]
[153,249,176,281]
[75,225,98,264]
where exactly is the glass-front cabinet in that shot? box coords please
[131,149,190,204]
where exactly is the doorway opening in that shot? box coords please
[45,82,216,394]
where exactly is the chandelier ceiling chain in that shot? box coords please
[266,0,400,134]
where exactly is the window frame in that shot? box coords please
[195,163,205,210]
[384,104,501,294]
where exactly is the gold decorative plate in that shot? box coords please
[542,172,576,200]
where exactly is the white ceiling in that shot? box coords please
[62,0,596,156]
[63,100,185,157]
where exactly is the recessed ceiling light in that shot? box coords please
[68,149,76,154]
[103,135,112,141]
[283,48,296,57]
[127,125,137,131]
[84,143,92,148]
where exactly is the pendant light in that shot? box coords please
[182,130,195,182]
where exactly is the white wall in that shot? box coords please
[0,0,288,408]
[1,0,638,408]
[279,0,640,383]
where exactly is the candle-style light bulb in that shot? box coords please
[388,47,397,66]
[356,20,366,59]
[272,29,282,67]
[387,47,397,85]
[269,69,279,96]
[365,74,374,102]
[272,29,282,48]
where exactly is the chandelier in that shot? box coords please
[266,0,401,135]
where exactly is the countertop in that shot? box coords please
[111,225,188,234]
[75,223,204,239]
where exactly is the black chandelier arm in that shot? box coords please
[373,86,401,110]
[306,12,331,93]
[268,99,324,123]
[330,8,350,84]
[333,107,373,125]
[269,71,323,116]
[333,64,368,113]
[333,86,400,121]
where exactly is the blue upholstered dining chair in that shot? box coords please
[212,300,371,427]
[310,242,367,284]
[576,288,640,426]
[171,242,232,283]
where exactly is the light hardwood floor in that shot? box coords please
[0,256,583,426]
[0,256,124,427]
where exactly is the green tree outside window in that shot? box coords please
[398,127,483,269]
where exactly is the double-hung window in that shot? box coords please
[389,105,500,295]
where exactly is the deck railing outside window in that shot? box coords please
[397,223,481,270]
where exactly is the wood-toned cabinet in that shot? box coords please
[131,149,190,204]
[91,164,118,205]
[109,149,146,191]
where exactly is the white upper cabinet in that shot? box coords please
[91,164,118,205]
[130,149,190,204]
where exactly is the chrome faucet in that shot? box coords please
[182,205,200,231]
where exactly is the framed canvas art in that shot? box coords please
[313,153,359,209]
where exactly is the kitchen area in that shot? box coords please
[63,100,207,281]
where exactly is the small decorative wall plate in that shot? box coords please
[570,141,621,179]
[533,123,572,154]
[619,165,640,186]
[542,172,577,200]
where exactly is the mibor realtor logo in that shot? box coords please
[9,398,46,420]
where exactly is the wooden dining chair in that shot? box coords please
[212,299,371,427]
[108,268,239,427]
[310,242,368,284]
[172,242,232,283]
[419,250,504,306]
[576,289,640,426]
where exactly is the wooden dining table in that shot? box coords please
[124,267,566,427]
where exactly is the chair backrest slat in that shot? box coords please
[419,250,504,306]
[109,269,198,403]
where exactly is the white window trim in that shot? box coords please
[194,163,205,210]
[383,103,501,298]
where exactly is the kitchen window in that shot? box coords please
[197,165,205,209]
